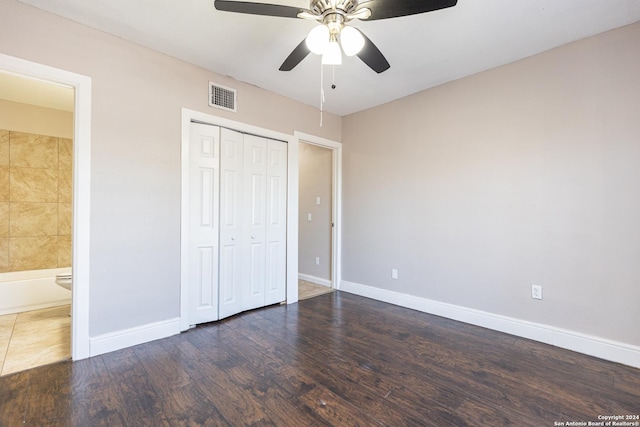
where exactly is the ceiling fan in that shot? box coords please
[214,0,458,73]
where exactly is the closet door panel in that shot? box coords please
[188,123,220,324]
[243,135,267,311]
[219,128,245,319]
[249,243,265,296]
[219,244,238,305]
[265,139,288,305]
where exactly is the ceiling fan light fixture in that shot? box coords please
[340,26,365,56]
[306,24,330,55]
[322,39,342,65]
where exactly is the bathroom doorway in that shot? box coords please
[0,71,74,375]
[0,53,92,364]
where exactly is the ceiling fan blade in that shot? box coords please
[357,0,457,21]
[214,0,307,18]
[279,39,311,71]
[356,31,390,73]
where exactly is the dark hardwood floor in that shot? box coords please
[1,291,639,426]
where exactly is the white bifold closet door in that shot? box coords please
[188,123,287,324]
[218,127,288,320]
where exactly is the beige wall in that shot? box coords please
[0,129,72,273]
[342,22,640,347]
[0,0,341,336]
[298,142,332,281]
[0,99,73,139]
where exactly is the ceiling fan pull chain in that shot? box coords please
[320,62,325,127]
[332,64,336,89]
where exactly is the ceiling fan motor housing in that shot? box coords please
[310,0,360,17]
[309,0,371,29]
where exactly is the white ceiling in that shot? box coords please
[17,0,640,116]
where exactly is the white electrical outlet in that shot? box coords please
[307,213,312,221]
[315,257,320,266]
[391,269,398,279]
[316,197,321,205]
[532,285,542,300]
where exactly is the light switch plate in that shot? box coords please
[532,285,542,300]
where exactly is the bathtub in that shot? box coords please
[0,267,72,316]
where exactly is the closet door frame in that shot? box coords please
[180,108,297,330]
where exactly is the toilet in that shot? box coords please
[56,272,72,316]
[55,273,72,291]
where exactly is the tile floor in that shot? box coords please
[299,280,334,300]
[0,305,71,376]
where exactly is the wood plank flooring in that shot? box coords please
[1,291,638,426]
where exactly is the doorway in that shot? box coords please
[0,53,92,361]
[294,132,342,298]
[0,71,74,374]
[298,142,333,298]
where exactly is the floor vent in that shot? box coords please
[209,82,237,112]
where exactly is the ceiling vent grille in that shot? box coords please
[209,82,237,112]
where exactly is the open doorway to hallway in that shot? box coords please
[298,141,333,299]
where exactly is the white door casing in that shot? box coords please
[188,123,220,324]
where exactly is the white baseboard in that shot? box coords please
[89,317,181,357]
[298,273,331,288]
[340,280,640,369]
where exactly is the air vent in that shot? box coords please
[209,82,237,112]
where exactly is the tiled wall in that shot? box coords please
[0,129,72,273]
